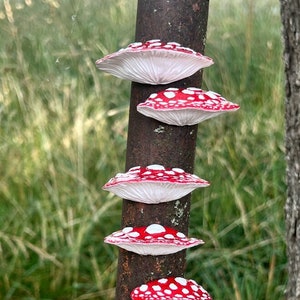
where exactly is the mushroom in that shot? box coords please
[137,87,240,126]
[95,39,213,85]
[131,276,212,300]
[102,164,210,204]
[104,224,204,255]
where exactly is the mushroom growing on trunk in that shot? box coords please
[102,164,210,204]
[131,276,212,299]
[104,224,204,255]
[95,39,213,85]
[137,87,240,126]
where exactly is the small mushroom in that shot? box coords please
[137,87,240,126]
[95,39,213,85]
[131,276,212,300]
[105,224,204,255]
[102,164,210,204]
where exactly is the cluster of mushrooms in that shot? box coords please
[96,39,240,299]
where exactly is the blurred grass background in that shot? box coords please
[0,0,286,299]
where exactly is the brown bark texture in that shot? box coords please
[115,1,210,299]
[280,0,300,299]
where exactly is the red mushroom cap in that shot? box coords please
[137,87,240,126]
[102,164,210,204]
[95,39,214,85]
[131,277,213,300]
[104,224,204,255]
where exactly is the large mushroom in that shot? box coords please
[102,164,210,204]
[137,87,240,126]
[131,276,212,300]
[104,224,204,255]
[95,39,213,85]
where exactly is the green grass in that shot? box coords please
[0,0,286,299]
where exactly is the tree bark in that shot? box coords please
[115,1,210,299]
[280,0,300,299]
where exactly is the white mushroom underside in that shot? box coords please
[137,107,227,126]
[107,243,199,255]
[96,50,213,85]
[103,182,208,204]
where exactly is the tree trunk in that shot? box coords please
[115,1,210,299]
[280,0,300,299]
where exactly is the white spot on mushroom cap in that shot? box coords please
[172,167,185,173]
[139,284,148,292]
[149,93,158,99]
[164,234,175,239]
[164,91,176,98]
[175,293,184,297]
[112,231,124,237]
[145,224,166,234]
[164,289,172,295]
[182,88,196,95]
[167,42,181,46]
[142,171,152,175]
[122,227,133,233]
[130,42,143,47]
[165,170,176,175]
[166,87,179,91]
[128,231,140,238]
[176,232,186,238]
[205,91,219,99]
[129,166,141,172]
[175,277,188,286]
[147,164,165,171]
[152,285,161,291]
[148,42,162,47]
[191,284,199,292]
[169,283,178,290]
[158,278,168,284]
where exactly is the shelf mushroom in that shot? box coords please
[95,39,213,85]
[137,87,240,126]
[102,164,210,204]
[131,277,212,300]
[104,224,204,255]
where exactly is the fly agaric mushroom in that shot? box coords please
[137,87,240,126]
[102,164,209,204]
[104,224,204,255]
[131,276,212,300]
[95,39,213,85]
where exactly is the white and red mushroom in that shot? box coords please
[95,39,213,85]
[102,164,209,204]
[104,224,204,255]
[137,87,240,126]
[131,276,212,300]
